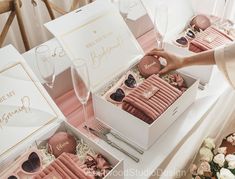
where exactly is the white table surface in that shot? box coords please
[22,1,231,178]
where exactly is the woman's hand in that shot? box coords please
[147,49,185,74]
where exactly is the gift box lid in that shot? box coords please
[0,45,63,162]
[45,0,144,92]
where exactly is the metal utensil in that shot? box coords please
[199,82,206,90]
[94,121,144,154]
[85,126,140,163]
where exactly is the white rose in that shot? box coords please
[213,154,225,167]
[227,136,234,144]
[197,161,211,176]
[228,161,235,169]
[217,168,235,179]
[226,154,235,163]
[199,147,213,162]
[217,147,227,155]
[232,136,235,145]
[189,164,197,175]
[204,138,215,149]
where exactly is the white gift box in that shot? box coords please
[141,0,215,85]
[161,0,220,85]
[45,0,199,149]
[0,45,124,178]
[0,121,124,179]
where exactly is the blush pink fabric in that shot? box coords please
[189,26,233,53]
[122,75,182,124]
[33,153,95,179]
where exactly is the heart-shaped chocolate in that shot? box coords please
[138,55,161,78]
[110,88,125,102]
[21,152,40,173]
[124,74,136,88]
[186,29,195,39]
[176,37,188,46]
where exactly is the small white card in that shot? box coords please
[0,62,58,158]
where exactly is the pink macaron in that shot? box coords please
[48,132,77,158]
[138,55,161,78]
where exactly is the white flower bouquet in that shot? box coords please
[190,133,235,179]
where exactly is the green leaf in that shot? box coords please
[230,168,235,175]
[210,161,221,176]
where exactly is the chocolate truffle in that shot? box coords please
[138,55,161,78]
[48,132,77,158]
[190,14,211,31]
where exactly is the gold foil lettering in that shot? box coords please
[56,141,69,151]
[0,91,15,104]
[0,96,31,128]
[85,32,113,48]
[90,36,123,65]
[144,62,157,70]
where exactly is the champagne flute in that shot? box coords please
[71,59,91,133]
[35,45,55,88]
[213,0,232,32]
[212,0,220,17]
[219,0,233,29]
[154,4,168,49]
